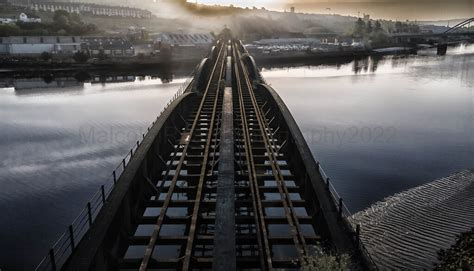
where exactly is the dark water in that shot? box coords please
[0,76,187,270]
[262,44,473,213]
[0,45,473,270]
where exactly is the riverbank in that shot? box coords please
[0,48,417,73]
[350,170,474,270]
[0,57,200,72]
[253,47,416,64]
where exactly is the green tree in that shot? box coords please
[40,52,52,61]
[73,51,90,63]
[53,10,70,23]
[374,20,383,32]
[435,228,473,270]
[301,252,350,271]
[55,15,70,30]
[0,24,21,36]
[69,13,82,24]
[97,50,107,61]
[371,31,389,47]
[353,18,366,38]
[366,20,373,33]
[395,21,403,33]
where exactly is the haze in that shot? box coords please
[191,0,473,20]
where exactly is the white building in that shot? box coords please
[158,33,215,48]
[0,36,81,55]
[254,38,321,46]
[23,2,153,19]
[0,13,42,25]
[0,18,16,25]
[18,13,42,23]
[82,37,135,57]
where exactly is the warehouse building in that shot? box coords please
[0,36,81,55]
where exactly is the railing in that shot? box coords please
[251,55,378,269]
[317,163,378,270]
[35,71,197,271]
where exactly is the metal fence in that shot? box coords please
[35,73,196,271]
[317,163,378,269]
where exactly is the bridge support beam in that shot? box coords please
[437,44,448,55]
[213,86,236,271]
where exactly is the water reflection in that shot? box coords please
[0,62,192,92]
[0,43,472,270]
[262,49,473,88]
[262,44,473,213]
[0,72,188,270]
[352,57,379,74]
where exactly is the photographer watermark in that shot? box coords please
[79,125,143,145]
[301,125,397,147]
[78,124,397,148]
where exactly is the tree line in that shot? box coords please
[352,18,421,47]
[0,10,98,37]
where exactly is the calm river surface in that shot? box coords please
[0,45,473,269]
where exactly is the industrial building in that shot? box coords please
[0,36,81,55]
[158,33,215,49]
[81,37,135,57]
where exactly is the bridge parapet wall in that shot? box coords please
[257,83,377,270]
[240,53,262,86]
[62,92,197,270]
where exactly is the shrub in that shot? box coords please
[435,228,474,270]
[300,248,351,271]
[40,51,52,61]
[73,51,90,63]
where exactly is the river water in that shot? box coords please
[0,45,472,270]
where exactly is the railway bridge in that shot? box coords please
[36,39,375,270]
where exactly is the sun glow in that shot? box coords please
[190,0,283,8]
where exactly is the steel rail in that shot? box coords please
[235,46,308,259]
[232,43,272,269]
[181,42,228,270]
[253,82,311,252]
[139,43,226,271]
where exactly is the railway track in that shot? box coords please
[121,41,227,270]
[118,41,323,270]
[231,42,320,269]
[43,38,361,271]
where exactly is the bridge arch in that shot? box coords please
[238,40,248,53]
[240,53,261,83]
[444,18,474,33]
[191,58,212,93]
[209,45,219,61]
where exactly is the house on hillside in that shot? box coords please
[82,37,135,57]
[18,13,42,23]
[0,13,41,25]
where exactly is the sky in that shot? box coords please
[190,0,473,21]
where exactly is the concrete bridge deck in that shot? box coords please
[36,40,369,271]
